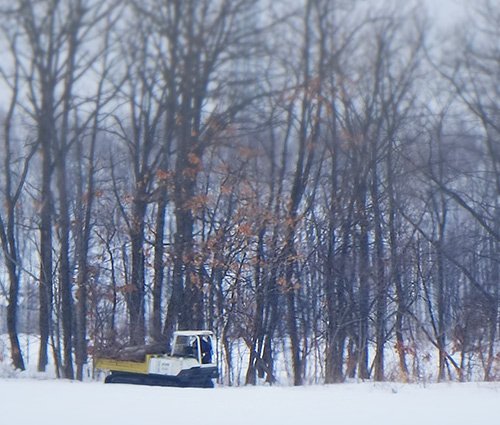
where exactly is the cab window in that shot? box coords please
[172,335,197,358]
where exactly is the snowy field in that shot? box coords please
[0,379,498,425]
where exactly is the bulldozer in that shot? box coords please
[94,330,218,388]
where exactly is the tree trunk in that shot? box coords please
[372,161,386,382]
[152,193,167,342]
[38,103,54,373]
[387,139,409,380]
[128,194,147,345]
[2,215,25,371]
[245,227,266,385]
[56,151,74,379]
[357,182,370,380]
[0,69,26,371]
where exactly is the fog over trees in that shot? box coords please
[0,0,498,384]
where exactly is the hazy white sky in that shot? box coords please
[423,0,467,25]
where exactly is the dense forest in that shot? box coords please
[0,0,498,385]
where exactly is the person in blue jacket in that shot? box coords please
[199,336,212,364]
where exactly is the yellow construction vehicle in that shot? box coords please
[94,330,218,388]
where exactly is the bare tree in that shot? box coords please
[0,33,38,370]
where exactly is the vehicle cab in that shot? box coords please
[171,330,216,366]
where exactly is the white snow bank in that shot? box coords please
[0,379,498,425]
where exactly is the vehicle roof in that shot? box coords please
[173,330,214,337]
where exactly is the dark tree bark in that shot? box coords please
[280,0,326,385]
[111,19,168,345]
[0,54,35,371]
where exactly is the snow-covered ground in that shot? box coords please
[0,379,498,425]
[1,334,498,424]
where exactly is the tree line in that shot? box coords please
[0,0,498,384]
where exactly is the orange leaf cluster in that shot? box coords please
[237,222,253,237]
[184,194,209,212]
[188,153,201,165]
[156,169,171,182]
[118,284,138,294]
